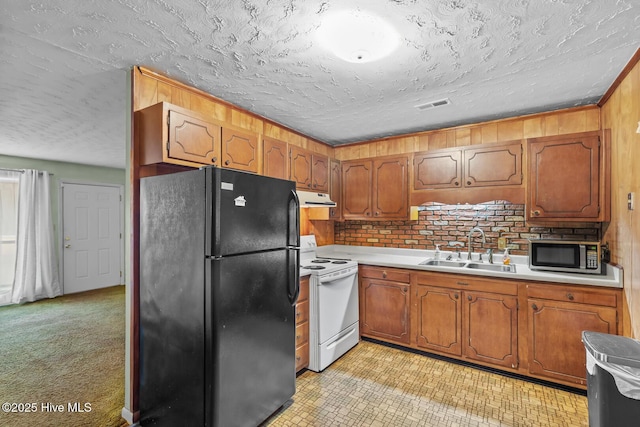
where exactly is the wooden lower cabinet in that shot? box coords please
[295,276,310,372]
[358,266,622,388]
[527,283,619,386]
[415,285,462,355]
[359,267,411,345]
[414,273,518,369]
[464,291,518,369]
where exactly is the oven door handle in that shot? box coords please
[318,267,358,284]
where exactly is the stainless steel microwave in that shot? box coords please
[529,240,604,275]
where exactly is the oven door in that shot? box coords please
[316,267,359,344]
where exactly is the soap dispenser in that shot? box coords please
[502,248,511,265]
[434,244,441,260]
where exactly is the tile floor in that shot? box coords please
[265,340,589,426]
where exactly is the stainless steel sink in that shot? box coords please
[465,263,517,273]
[419,259,467,268]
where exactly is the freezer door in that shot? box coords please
[207,249,296,427]
[206,167,299,257]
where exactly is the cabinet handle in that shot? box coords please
[296,334,301,340]
[225,160,230,165]
[375,212,380,216]
[566,293,574,301]
[382,271,387,279]
[531,210,540,216]
[366,212,371,216]
[455,181,460,186]
[211,157,217,163]
[456,281,469,286]
[307,183,311,188]
[532,303,538,311]
[466,181,471,186]
[296,356,301,362]
[403,287,408,293]
[467,295,472,301]
[454,293,459,299]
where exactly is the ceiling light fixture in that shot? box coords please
[316,10,400,63]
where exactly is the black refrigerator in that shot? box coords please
[139,166,300,426]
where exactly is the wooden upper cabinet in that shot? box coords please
[413,140,522,190]
[373,157,409,219]
[414,149,462,189]
[343,155,409,220]
[221,127,258,173]
[136,101,259,172]
[527,131,601,221]
[464,140,522,187]
[329,159,342,220]
[263,137,288,179]
[312,155,329,193]
[138,102,221,167]
[342,160,373,219]
[289,146,329,192]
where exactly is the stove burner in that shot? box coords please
[331,260,348,264]
[311,259,331,263]
[303,265,326,270]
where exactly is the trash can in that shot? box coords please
[582,331,640,427]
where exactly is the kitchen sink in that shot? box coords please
[465,263,517,273]
[419,259,467,268]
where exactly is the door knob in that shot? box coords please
[65,244,71,249]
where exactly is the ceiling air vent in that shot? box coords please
[415,98,451,110]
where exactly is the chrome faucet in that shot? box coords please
[467,227,486,260]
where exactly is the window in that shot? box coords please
[0,172,19,299]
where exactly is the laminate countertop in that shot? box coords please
[313,244,623,289]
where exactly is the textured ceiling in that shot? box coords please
[0,0,638,169]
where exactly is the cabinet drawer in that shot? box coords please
[295,342,309,372]
[360,266,410,283]
[527,284,618,308]
[295,300,309,325]
[295,322,309,346]
[416,272,518,295]
[298,277,309,302]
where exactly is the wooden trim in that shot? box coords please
[135,66,331,150]
[338,105,600,149]
[598,47,640,107]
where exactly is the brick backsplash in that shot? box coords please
[334,201,601,255]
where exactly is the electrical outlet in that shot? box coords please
[498,237,507,250]
[629,192,634,210]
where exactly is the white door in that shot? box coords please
[62,183,122,294]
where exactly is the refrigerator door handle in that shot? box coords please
[288,249,300,306]
[288,189,300,248]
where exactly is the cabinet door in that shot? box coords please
[415,285,462,356]
[168,109,221,165]
[263,137,288,179]
[527,132,600,220]
[342,161,373,219]
[528,298,617,385]
[221,127,258,173]
[464,141,522,187]
[373,156,408,219]
[463,291,518,369]
[295,276,310,372]
[413,149,462,189]
[360,277,410,345]
[311,154,329,192]
[329,159,342,220]
[290,146,313,190]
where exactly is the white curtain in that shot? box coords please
[11,169,62,304]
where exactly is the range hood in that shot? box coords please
[296,190,337,207]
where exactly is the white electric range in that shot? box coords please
[300,235,359,372]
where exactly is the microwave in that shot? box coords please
[529,240,605,275]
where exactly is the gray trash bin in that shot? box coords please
[583,331,640,427]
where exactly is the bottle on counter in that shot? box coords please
[434,244,441,260]
[502,248,511,265]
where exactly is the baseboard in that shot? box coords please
[121,407,139,426]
